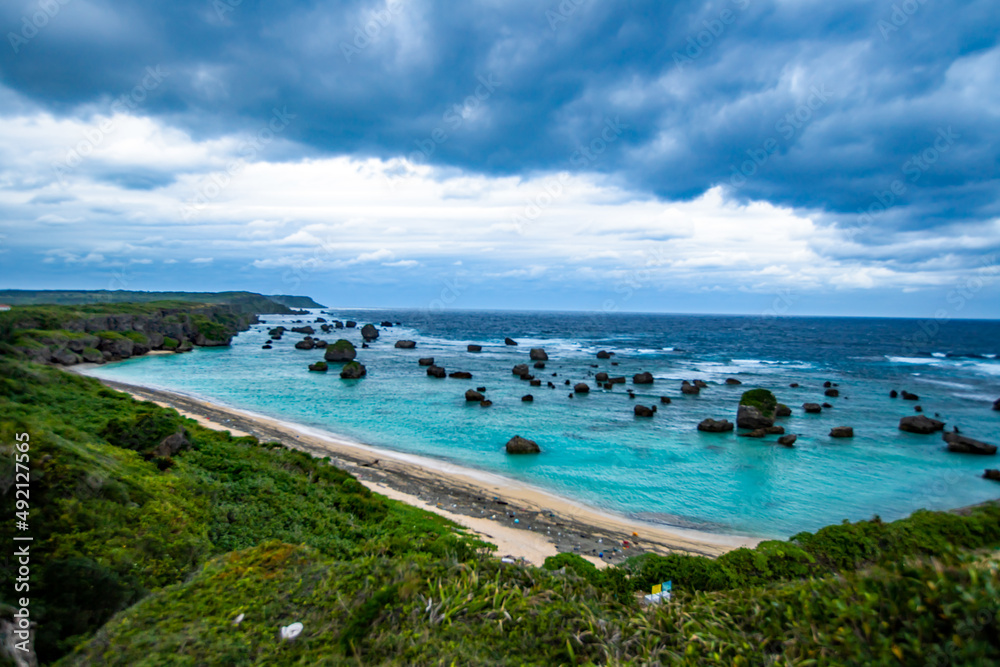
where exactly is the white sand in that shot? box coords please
[74,369,762,564]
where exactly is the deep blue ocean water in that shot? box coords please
[84,309,1000,539]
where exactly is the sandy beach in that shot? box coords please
[72,367,761,567]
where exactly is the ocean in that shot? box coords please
[82,309,1000,539]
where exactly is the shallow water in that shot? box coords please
[85,310,1000,538]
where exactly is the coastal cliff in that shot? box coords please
[0,299,278,365]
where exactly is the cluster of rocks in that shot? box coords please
[11,306,249,365]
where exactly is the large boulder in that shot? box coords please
[681,381,700,395]
[609,376,626,385]
[291,326,315,335]
[506,435,540,454]
[427,365,446,378]
[698,418,734,432]
[340,362,367,379]
[151,431,192,458]
[529,348,548,361]
[308,361,328,372]
[634,405,655,417]
[825,388,840,397]
[505,337,518,346]
[522,394,534,402]
[450,371,473,379]
[395,340,417,349]
[633,372,654,385]
[98,336,134,359]
[693,380,708,389]
[993,398,1000,411]
[467,344,482,352]
[830,427,854,438]
[984,469,1000,482]
[345,321,357,328]
[775,404,792,417]
[803,403,822,414]
[193,332,232,347]
[324,340,357,362]
[901,391,919,401]
[944,432,996,455]
[51,348,80,365]
[418,357,435,366]
[725,378,742,385]
[777,434,797,447]
[361,324,379,341]
[465,389,485,402]
[381,321,393,327]
[596,350,613,359]
[512,364,531,377]
[295,337,316,350]
[595,372,609,382]
[899,415,945,434]
[737,389,777,429]
[574,383,590,394]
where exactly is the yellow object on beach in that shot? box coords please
[652,584,662,594]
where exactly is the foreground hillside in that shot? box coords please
[1,351,998,664]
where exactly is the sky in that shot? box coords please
[0,0,998,318]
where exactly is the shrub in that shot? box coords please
[123,331,149,344]
[739,388,777,416]
[162,336,179,349]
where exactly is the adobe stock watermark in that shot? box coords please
[52,66,168,187]
[7,0,72,54]
[848,127,959,242]
[179,107,296,220]
[383,74,501,191]
[212,0,245,22]
[877,0,929,41]
[900,255,999,355]
[510,116,629,233]
[408,74,501,165]
[729,84,832,188]
[341,0,405,62]
[545,0,590,32]
[673,0,751,70]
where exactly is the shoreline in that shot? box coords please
[71,366,762,565]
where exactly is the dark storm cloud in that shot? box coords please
[2,0,998,231]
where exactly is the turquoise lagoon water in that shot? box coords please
[83,310,1000,539]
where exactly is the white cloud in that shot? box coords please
[1,102,996,297]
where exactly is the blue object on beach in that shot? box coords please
[514,519,519,523]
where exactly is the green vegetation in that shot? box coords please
[190,314,230,342]
[0,289,320,312]
[1,352,998,665]
[739,387,777,416]
[308,361,328,372]
[161,336,179,349]
[0,357,485,664]
[121,331,148,345]
[329,338,355,352]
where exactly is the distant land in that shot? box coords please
[0,289,324,310]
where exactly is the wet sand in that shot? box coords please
[74,370,763,566]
